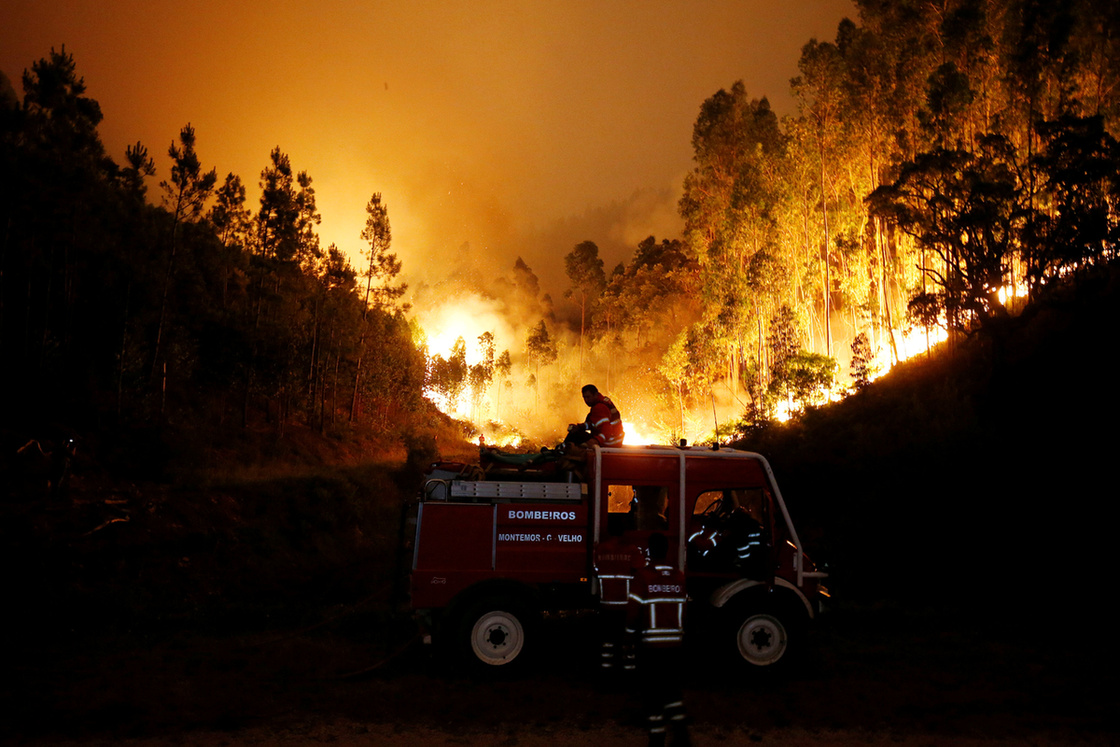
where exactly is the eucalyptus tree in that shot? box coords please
[564,240,606,381]
[793,39,850,357]
[525,319,557,414]
[429,337,468,412]
[779,115,828,347]
[494,349,513,420]
[785,351,839,410]
[765,304,803,408]
[834,17,914,362]
[1066,1,1120,121]
[850,332,874,389]
[469,331,496,421]
[680,83,787,387]
[658,333,689,438]
[510,256,543,315]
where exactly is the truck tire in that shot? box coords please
[458,596,532,670]
[734,610,790,666]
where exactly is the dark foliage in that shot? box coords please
[1,49,430,475]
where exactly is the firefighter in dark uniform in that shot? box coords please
[593,522,644,672]
[626,532,689,746]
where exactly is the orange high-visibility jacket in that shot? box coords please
[586,394,624,446]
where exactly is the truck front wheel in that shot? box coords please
[458,597,532,669]
[733,609,791,667]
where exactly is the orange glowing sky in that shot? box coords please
[3,0,855,294]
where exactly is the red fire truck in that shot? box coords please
[408,443,827,670]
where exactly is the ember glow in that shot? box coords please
[622,421,661,446]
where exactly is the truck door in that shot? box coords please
[687,487,773,581]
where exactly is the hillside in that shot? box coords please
[741,262,1120,629]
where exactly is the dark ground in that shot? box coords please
[4,591,1116,745]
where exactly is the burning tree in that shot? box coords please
[784,352,837,409]
[429,337,468,409]
[850,332,874,390]
[762,304,837,415]
[468,331,496,421]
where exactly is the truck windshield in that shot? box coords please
[693,488,766,525]
[606,484,671,533]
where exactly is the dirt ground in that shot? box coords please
[6,595,1116,746]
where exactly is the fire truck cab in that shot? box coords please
[408,444,827,669]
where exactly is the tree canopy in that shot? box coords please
[0,48,427,440]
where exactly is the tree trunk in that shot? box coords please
[877,217,900,364]
[350,349,363,423]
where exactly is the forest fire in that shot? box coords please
[416,293,678,446]
[6,2,1106,472]
[416,278,964,449]
[415,294,516,419]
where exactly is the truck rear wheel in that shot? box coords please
[458,597,532,670]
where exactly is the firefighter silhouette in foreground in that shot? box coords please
[627,532,689,746]
[593,521,644,672]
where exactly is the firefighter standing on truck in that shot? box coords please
[627,532,689,747]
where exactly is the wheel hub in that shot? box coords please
[737,613,787,666]
[485,624,508,648]
[749,625,773,651]
[470,609,524,665]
